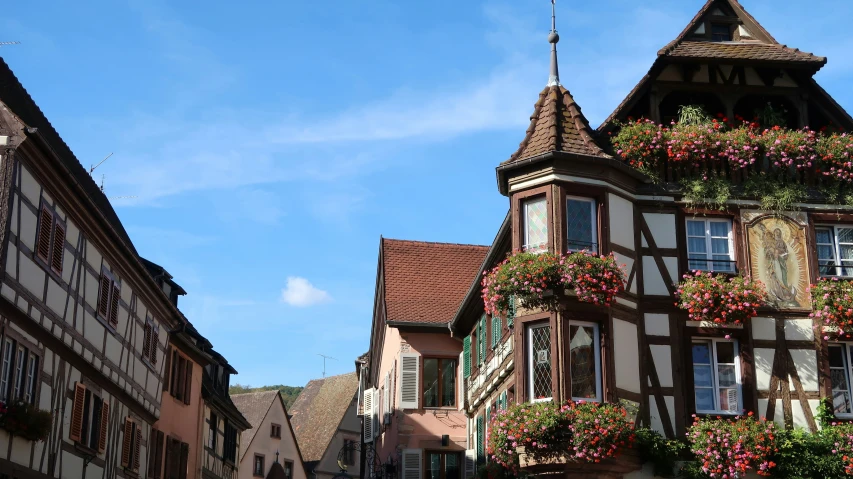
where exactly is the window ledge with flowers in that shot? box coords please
[812,277,853,340]
[0,400,52,442]
[481,251,626,317]
[676,271,768,331]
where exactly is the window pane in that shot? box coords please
[427,453,440,479]
[424,359,438,408]
[0,339,12,401]
[834,390,852,415]
[818,245,836,262]
[839,228,853,244]
[719,388,739,412]
[446,453,460,479]
[692,343,711,364]
[567,199,595,251]
[816,228,833,244]
[832,368,849,391]
[716,342,735,364]
[718,365,737,388]
[841,245,853,261]
[524,199,548,252]
[830,345,846,368]
[693,365,713,387]
[709,221,729,237]
[695,388,715,411]
[530,325,552,400]
[569,325,597,400]
[441,360,456,407]
[711,238,729,255]
[687,221,705,237]
[688,238,707,254]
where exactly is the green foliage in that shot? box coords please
[229,384,304,409]
[680,177,732,211]
[754,103,788,129]
[816,397,835,428]
[634,428,686,477]
[0,401,52,441]
[678,105,713,126]
[744,175,808,216]
[770,428,847,479]
[473,462,530,479]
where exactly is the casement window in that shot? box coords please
[97,268,121,327]
[692,339,741,414]
[568,321,602,402]
[527,323,552,403]
[253,454,265,477]
[70,382,109,453]
[829,344,853,416]
[35,204,66,275]
[343,439,356,465]
[120,417,142,472]
[147,428,165,479]
[223,421,238,463]
[142,319,159,366]
[163,436,189,479]
[164,348,193,405]
[423,358,456,408]
[523,197,548,253]
[686,218,735,273]
[816,225,853,277]
[284,461,294,479]
[271,423,281,438]
[425,451,461,479]
[0,336,40,404]
[566,197,597,253]
[208,412,217,450]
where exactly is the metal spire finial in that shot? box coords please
[548,0,561,87]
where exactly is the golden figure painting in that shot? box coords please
[747,216,810,309]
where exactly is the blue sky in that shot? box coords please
[2,0,852,387]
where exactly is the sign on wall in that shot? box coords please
[744,212,810,309]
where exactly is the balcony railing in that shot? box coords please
[466,336,513,407]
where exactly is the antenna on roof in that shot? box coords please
[0,41,21,47]
[318,354,337,378]
[547,0,561,87]
[90,152,113,174]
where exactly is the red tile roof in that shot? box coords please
[382,239,489,324]
[504,85,609,165]
[661,41,825,64]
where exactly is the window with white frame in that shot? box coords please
[0,335,40,404]
[566,197,597,253]
[686,218,735,272]
[829,343,853,415]
[527,323,552,402]
[816,225,853,277]
[523,198,548,253]
[568,321,602,402]
[692,339,741,414]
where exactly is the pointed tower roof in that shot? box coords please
[503,1,608,166]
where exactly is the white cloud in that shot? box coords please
[280,277,332,307]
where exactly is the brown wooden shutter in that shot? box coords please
[143,323,152,361]
[98,401,109,453]
[51,222,65,274]
[121,418,133,467]
[109,283,120,326]
[163,436,173,479]
[154,429,165,479]
[151,327,158,366]
[36,207,53,262]
[147,428,158,479]
[98,275,111,318]
[163,346,172,392]
[134,424,142,471]
[70,382,86,442]
[170,438,181,479]
[178,442,189,479]
[183,360,192,405]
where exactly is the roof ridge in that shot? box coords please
[382,238,490,249]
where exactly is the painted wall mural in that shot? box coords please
[745,213,810,309]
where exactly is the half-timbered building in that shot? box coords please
[202,351,252,479]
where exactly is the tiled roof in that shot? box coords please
[661,41,825,64]
[289,372,359,463]
[231,391,280,460]
[504,85,609,165]
[382,239,489,324]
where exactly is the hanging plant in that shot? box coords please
[687,412,778,478]
[560,251,625,307]
[0,401,52,442]
[610,119,668,180]
[676,271,767,325]
[817,133,853,183]
[811,277,853,338]
[680,176,732,211]
[743,175,808,216]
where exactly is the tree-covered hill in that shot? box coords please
[229,384,304,409]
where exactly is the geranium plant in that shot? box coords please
[811,277,853,337]
[818,132,853,183]
[487,401,634,473]
[561,251,625,307]
[686,412,778,478]
[0,400,52,442]
[676,271,767,325]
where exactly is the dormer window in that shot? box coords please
[712,24,732,42]
[523,197,548,253]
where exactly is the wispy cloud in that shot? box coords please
[280,277,332,307]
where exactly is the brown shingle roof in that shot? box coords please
[289,373,359,463]
[661,41,825,64]
[231,391,296,461]
[382,239,489,324]
[504,85,609,165]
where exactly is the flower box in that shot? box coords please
[516,445,643,476]
[676,271,767,326]
[685,321,744,329]
[0,401,52,442]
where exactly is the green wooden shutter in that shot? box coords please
[476,416,485,463]
[463,336,471,378]
[507,296,515,328]
[500,391,507,410]
[491,316,500,348]
[479,316,487,364]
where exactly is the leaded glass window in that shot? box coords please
[692,339,741,414]
[686,218,735,272]
[816,226,853,277]
[527,323,552,402]
[569,321,601,402]
[523,198,548,253]
[566,197,597,252]
[830,344,853,416]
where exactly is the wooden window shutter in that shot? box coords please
[507,296,515,328]
[401,449,422,479]
[463,336,471,378]
[398,353,419,409]
[478,317,486,364]
[154,429,165,479]
[109,283,120,326]
[143,323,152,361]
[134,424,142,471]
[151,327,158,366]
[176,356,186,401]
[362,388,374,443]
[163,347,172,392]
[179,442,189,479]
[476,416,484,462]
[163,436,173,479]
[51,222,65,274]
[147,428,158,479]
[465,450,476,478]
[70,382,86,442]
[98,275,111,318]
[98,401,109,453]
[171,438,181,477]
[183,360,193,405]
[36,207,53,262]
[121,418,133,467]
[492,316,500,348]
